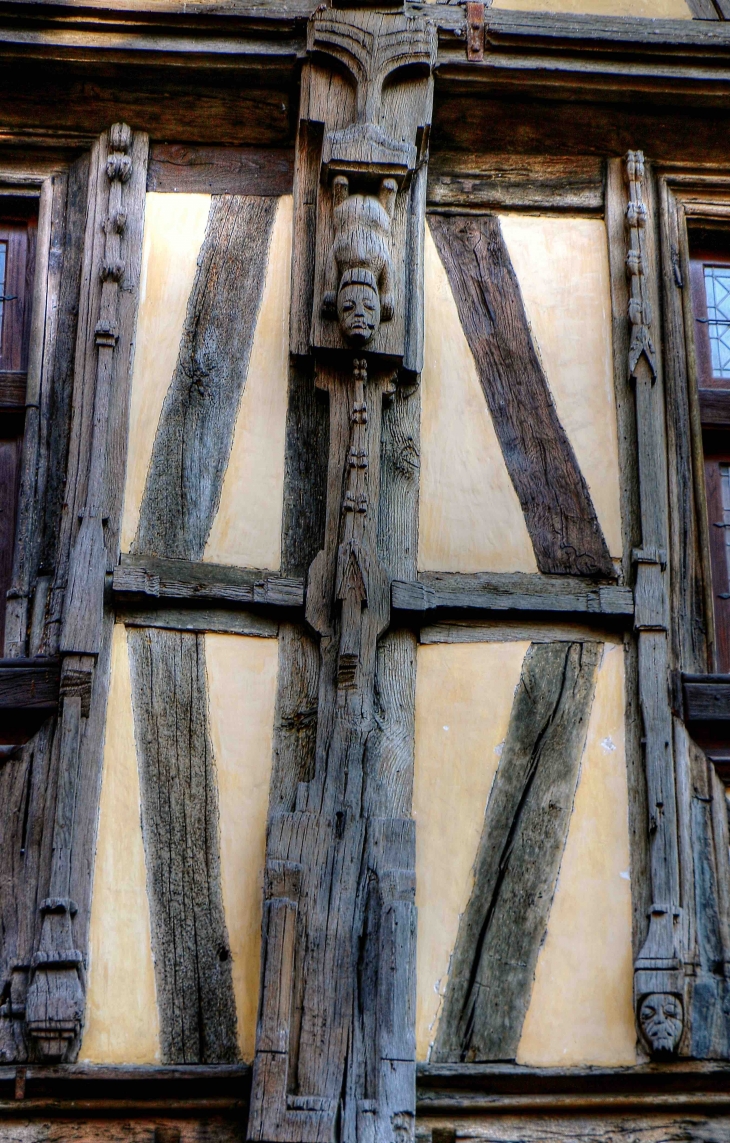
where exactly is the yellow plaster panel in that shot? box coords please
[492,0,691,15]
[499,215,623,559]
[80,623,160,1063]
[205,196,292,570]
[517,642,636,1066]
[205,632,279,1062]
[120,193,212,551]
[419,226,538,574]
[413,641,529,1060]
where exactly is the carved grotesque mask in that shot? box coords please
[639,992,683,1055]
[337,277,381,345]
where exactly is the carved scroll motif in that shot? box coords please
[250,6,433,1142]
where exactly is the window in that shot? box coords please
[690,236,730,672]
[0,200,36,653]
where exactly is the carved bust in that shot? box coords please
[323,174,396,346]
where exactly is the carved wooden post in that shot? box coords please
[624,151,685,1056]
[23,124,148,1060]
[249,4,434,1140]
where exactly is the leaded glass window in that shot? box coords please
[704,265,730,378]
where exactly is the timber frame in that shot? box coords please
[5,0,730,1137]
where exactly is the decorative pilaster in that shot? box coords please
[625,150,685,1057]
[249,5,434,1140]
[24,124,146,1061]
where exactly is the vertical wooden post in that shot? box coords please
[619,152,685,1056]
[23,124,148,1061]
[249,5,434,1139]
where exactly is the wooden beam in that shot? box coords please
[133,196,277,562]
[428,213,614,580]
[432,641,601,1063]
[0,659,59,709]
[427,154,604,215]
[683,674,730,721]
[392,573,633,618]
[147,144,294,195]
[127,627,239,1064]
[698,388,730,426]
[113,555,304,609]
[120,606,278,637]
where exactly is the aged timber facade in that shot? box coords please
[6,0,730,1139]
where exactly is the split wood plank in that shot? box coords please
[114,555,303,609]
[432,640,602,1063]
[428,213,614,580]
[133,195,277,561]
[127,627,239,1064]
[427,154,604,215]
[147,145,294,195]
[120,607,277,638]
[392,573,632,617]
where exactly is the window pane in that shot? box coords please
[704,266,730,378]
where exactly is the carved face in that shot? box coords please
[337,281,380,345]
[639,993,683,1055]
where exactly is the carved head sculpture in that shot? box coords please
[337,269,380,345]
[639,992,683,1055]
[323,174,396,346]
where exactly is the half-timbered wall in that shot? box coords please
[5,3,730,1138]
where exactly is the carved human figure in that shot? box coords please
[323,174,396,345]
[639,992,683,1055]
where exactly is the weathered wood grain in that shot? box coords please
[433,641,602,1063]
[420,621,623,645]
[414,1114,730,1143]
[133,195,277,561]
[125,193,278,1066]
[683,675,730,720]
[659,178,711,676]
[0,160,90,1065]
[427,154,604,214]
[267,358,327,816]
[113,555,303,610]
[605,158,650,968]
[0,1120,245,1142]
[120,607,277,638]
[0,661,59,710]
[127,627,238,1064]
[392,573,633,618]
[428,213,613,580]
[33,157,90,657]
[147,145,294,195]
